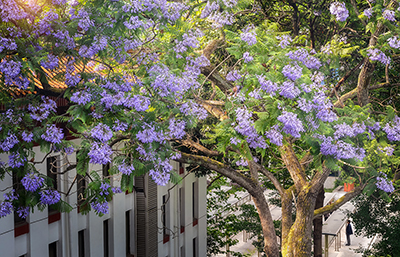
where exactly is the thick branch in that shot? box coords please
[178,152,258,194]
[196,98,228,121]
[279,143,308,191]
[174,138,221,157]
[252,161,284,195]
[329,60,363,98]
[313,185,364,218]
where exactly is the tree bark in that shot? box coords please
[313,187,325,257]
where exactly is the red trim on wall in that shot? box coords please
[48,212,61,224]
[14,223,29,237]
[179,167,184,175]
[180,226,185,233]
[163,234,170,244]
[193,218,198,227]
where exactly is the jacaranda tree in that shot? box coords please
[1,0,400,256]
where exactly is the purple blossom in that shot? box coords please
[41,124,64,144]
[378,146,395,156]
[265,125,283,146]
[3,189,18,201]
[276,35,292,49]
[236,158,248,166]
[248,89,262,99]
[174,29,203,56]
[91,123,113,143]
[40,189,61,205]
[28,97,57,122]
[208,11,234,28]
[112,187,122,194]
[376,174,395,193]
[367,48,390,65]
[88,142,113,165]
[70,91,92,105]
[124,95,150,112]
[112,120,128,132]
[303,55,322,70]
[16,206,29,219]
[0,132,19,151]
[123,15,143,30]
[230,137,240,145]
[280,81,300,99]
[257,75,278,95]
[8,152,26,168]
[91,200,109,215]
[334,123,354,139]
[41,54,59,70]
[243,52,253,63]
[118,162,135,175]
[298,98,313,113]
[201,1,219,19]
[64,146,74,155]
[388,36,400,49]
[21,173,45,192]
[240,29,257,46]
[99,183,111,196]
[0,37,17,53]
[168,119,186,139]
[383,9,395,22]
[234,107,267,149]
[277,111,304,138]
[21,131,33,142]
[310,71,325,84]
[363,8,373,18]
[383,116,400,141]
[149,159,172,186]
[136,125,164,143]
[179,101,208,120]
[330,2,349,22]
[226,70,242,81]
[0,201,13,218]
[282,64,302,81]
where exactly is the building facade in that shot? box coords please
[0,142,207,257]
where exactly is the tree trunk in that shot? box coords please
[251,186,281,257]
[282,187,319,257]
[313,187,325,257]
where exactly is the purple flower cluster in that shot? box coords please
[0,201,13,218]
[236,158,248,166]
[200,1,219,19]
[363,8,373,19]
[367,48,390,65]
[334,122,366,139]
[168,119,186,139]
[119,162,135,175]
[99,183,110,196]
[276,35,292,49]
[0,60,29,89]
[383,9,395,22]
[0,0,29,22]
[277,111,304,138]
[91,200,109,215]
[28,97,57,122]
[208,11,234,28]
[0,37,17,53]
[8,152,26,168]
[388,36,400,49]
[0,132,19,151]
[280,81,300,99]
[149,159,172,186]
[318,135,365,161]
[230,137,240,145]
[257,75,278,95]
[312,92,338,122]
[41,124,64,144]
[21,173,45,192]
[91,123,113,142]
[243,52,253,63]
[16,206,29,219]
[282,64,302,81]
[240,28,257,46]
[179,101,208,120]
[88,142,113,165]
[70,91,92,105]
[21,131,33,142]
[112,120,128,132]
[383,116,400,141]
[330,2,349,22]
[286,49,321,70]
[124,95,151,112]
[174,29,203,57]
[378,146,395,156]
[136,124,165,144]
[265,125,283,146]
[226,70,242,81]
[234,107,267,149]
[376,173,395,193]
[40,189,61,205]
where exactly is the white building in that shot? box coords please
[0,142,207,257]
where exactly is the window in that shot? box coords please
[49,241,57,257]
[77,174,86,207]
[192,181,198,226]
[78,230,85,257]
[162,194,170,243]
[47,156,60,221]
[179,187,185,233]
[193,237,198,257]
[179,162,184,175]
[102,163,110,180]
[180,246,185,257]
[104,219,109,257]
[126,211,131,255]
